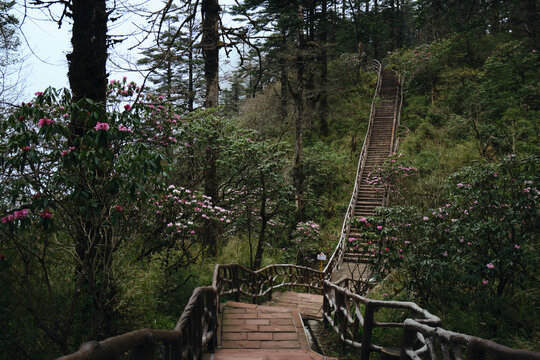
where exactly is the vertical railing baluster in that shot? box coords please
[336,290,347,352]
[160,343,170,360]
[361,302,375,360]
[132,343,154,360]
[268,267,274,300]
[400,325,417,360]
[232,266,240,302]
[466,344,486,360]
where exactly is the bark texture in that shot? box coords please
[67,0,108,135]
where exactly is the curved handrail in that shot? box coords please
[384,71,403,207]
[324,59,383,275]
[213,263,324,303]
[401,319,540,360]
[58,262,540,360]
[57,286,218,360]
[322,280,440,359]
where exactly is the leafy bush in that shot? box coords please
[351,155,539,344]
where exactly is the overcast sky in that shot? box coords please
[13,0,238,101]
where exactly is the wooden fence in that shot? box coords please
[401,319,540,360]
[322,280,441,360]
[57,287,218,360]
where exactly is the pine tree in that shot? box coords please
[138,4,204,111]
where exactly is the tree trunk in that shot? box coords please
[279,29,288,121]
[66,0,114,341]
[305,3,316,129]
[188,17,195,112]
[67,0,108,136]
[319,0,329,137]
[294,7,305,223]
[202,0,220,255]
[202,0,220,108]
[373,0,379,58]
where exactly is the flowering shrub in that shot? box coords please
[354,155,539,338]
[284,221,321,266]
[366,152,418,204]
[0,84,229,351]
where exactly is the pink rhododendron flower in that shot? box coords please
[115,205,123,212]
[38,117,53,127]
[94,122,110,131]
[39,209,53,219]
[377,225,383,230]
[34,91,43,96]
[423,216,429,221]
[118,125,131,132]
[482,280,489,285]
[14,209,29,219]
[486,263,495,269]
[124,104,131,111]
[514,244,520,249]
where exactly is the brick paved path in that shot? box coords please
[211,295,336,360]
[263,291,324,319]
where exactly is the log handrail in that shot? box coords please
[322,280,441,360]
[212,263,324,302]
[57,263,540,360]
[400,319,540,360]
[57,286,218,360]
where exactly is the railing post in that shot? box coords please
[251,270,258,304]
[194,300,203,360]
[467,343,486,360]
[322,282,329,327]
[232,266,240,302]
[207,290,218,353]
[336,290,347,352]
[306,268,311,293]
[171,337,181,360]
[268,267,273,300]
[133,342,154,360]
[361,302,376,360]
[400,325,417,360]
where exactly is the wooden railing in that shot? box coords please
[57,286,218,360]
[393,75,405,154]
[383,70,403,208]
[324,59,383,275]
[213,263,324,303]
[401,319,540,360]
[322,280,441,360]
[57,263,540,360]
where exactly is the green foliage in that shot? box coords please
[353,156,539,346]
[389,36,539,159]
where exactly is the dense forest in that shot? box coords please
[0,0,538,358]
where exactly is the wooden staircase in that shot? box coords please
[339,69,400,266]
